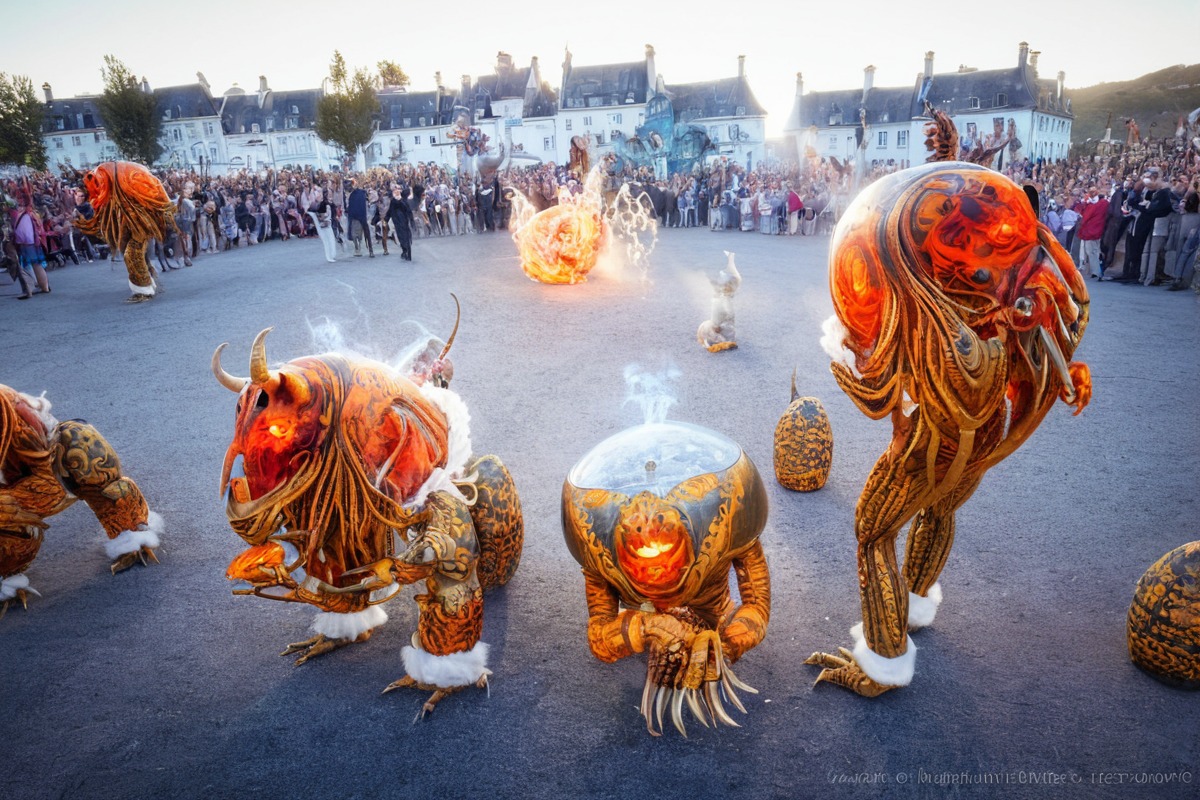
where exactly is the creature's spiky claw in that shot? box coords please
[384,673,487,721]
[639,633,757,736]
[1,587,34,620]
[110,545,160,575]
[805,647,896,698]
[281,633,353,665]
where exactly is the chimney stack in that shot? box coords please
[796,71,804,97]
[924,51,935,80]
[1030,51,1040,76]
[258,75,269,94]
[141,76,151,94]
[435,71,443,90]
[863,65,876,97]
[1057,70,1065,103]
[645,44,657,93]
[461,74,472,100]
[1018,41,1029,68]
[41,82,52,103]
[738,54,746,79]
[196,72,210,92]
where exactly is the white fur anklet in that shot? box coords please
[104,511,165,558]
[907,582,943,630]
[0,573,40,601]
[128,279,156,296]
[401,638,491,688]
[850,622,916,686]
[311,605,388,640]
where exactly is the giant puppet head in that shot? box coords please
[212,329,451,587]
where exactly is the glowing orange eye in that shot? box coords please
[268,424,290,438]
[635,541,674,558]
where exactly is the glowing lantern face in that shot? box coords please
[226,369,326,503]
[613,495,693,597]
[513,203,607,285]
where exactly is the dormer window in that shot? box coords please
[290,105,299,115]
[995,92,1008,107]
[967,97,980,109]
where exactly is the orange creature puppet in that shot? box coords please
[214,304,522,716]
[74,160,176,303]
[807,113,1090,696]
[562,421,770,735]
[0,385,162,616]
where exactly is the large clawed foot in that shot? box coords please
[110,545,160,575]
[280,633,351,665]
[805,647,896,698]
[0,587,37,620]
[382,675,467,722]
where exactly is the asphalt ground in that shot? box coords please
[1,223,1197,800]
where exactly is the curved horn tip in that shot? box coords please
[250,327,275,386]
[212,342,249,392]
[790,367,798,401]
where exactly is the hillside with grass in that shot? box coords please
[1069,64,1200,142]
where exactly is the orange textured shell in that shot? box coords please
[773,384,832,492]
[1128,541,1200,688]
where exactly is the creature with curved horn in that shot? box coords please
[0,385,163,617]
[805,145,1091,695]
[213,301,522,716]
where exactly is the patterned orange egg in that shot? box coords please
[773,375,832,492]
[1128,541,1200,688]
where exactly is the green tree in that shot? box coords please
[377,60,410,90]
[0,73,47,169]
[96,55,162,165]
[314,51,379,162]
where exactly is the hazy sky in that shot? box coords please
[4,0,1196,135]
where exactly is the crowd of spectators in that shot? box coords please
[4,126,1199,299]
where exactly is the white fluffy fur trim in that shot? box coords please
[850,622,916,686]
[820,315,862,378]
[401,639,491,688]
[907,583,943,630]
[406,384,473,509]
[14,391,58,431]
[0,573,39,601]
[311,605,388,639]
[103,511,164,558]
[128,279,156,296]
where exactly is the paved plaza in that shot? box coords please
[1,227,1197,798]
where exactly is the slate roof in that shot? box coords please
[154,84,220,121]
[219,89,323,135]
[473,66,557,118]
[796,63,1071,130]
[42,96,105,133]
[377,89,458,130]
[560,59,649,109]
[664,77,767,121]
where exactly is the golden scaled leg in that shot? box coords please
[902,471,982,612]
[807,415,941,697]
[123,239,156,303]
